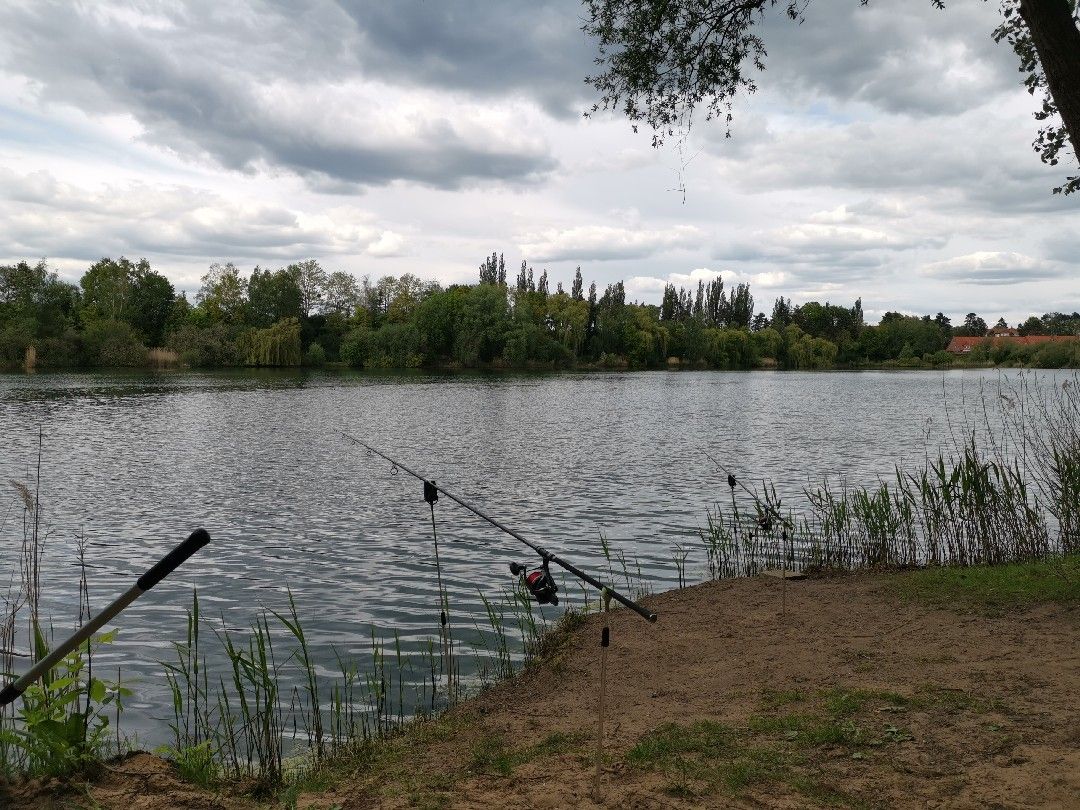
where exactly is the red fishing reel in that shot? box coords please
[510,560,559,606]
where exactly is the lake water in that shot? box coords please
[0,368,1037,744]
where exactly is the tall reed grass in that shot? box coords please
[698,372,1079,578]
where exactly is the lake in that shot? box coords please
[0,367,1032,744]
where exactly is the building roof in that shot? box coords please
[946,335,1078,353]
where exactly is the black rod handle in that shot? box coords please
[1,528,212,707]
[137,528,211,591]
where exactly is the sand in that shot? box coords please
[6,570,1077,809]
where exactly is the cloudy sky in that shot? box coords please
[0,0,1076,324]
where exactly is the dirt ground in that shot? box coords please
[6,570,1078,809]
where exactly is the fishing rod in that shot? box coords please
[343,434,657,624]
[0,528,211,707]
[704,451,794,531]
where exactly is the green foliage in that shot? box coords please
[80,319,149,367]
[454,284,510,365]
[240,318,303,367]
[196,262,248,324]
[168,323,239,368]
[370,323,422,368]
[340,327,373,368]
[249,266,303,327]
[0,629,130,778]
[304,341,327,367]
[2,256,1076,371]
[0,319,34,369]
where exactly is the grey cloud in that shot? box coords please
[0,1,560,190]
[708,114,1075,216]
[1043,229,1079,263]
[519,224,703,262]
[757,2,1021,117]
[335,0,595,117]
[919,251,1064,285]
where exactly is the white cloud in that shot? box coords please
[518,224,704,262]
[0,168,405,275]
[624,267,786,302]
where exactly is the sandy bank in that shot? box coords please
[7,569,1078,809]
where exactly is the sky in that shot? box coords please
[0,0,1076,326]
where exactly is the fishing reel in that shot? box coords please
[510,560,559,606]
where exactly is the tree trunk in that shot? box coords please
[1019,0,1080,169]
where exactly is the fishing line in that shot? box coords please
[343,433,657,623]
[706,451,798,610]
[705,450,793,531]
[424,479,455,702]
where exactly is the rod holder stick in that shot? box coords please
[345,435,658,623]
[0,529,211,707]
[594,589,612,800]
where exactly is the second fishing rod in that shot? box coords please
[343,433,658,624]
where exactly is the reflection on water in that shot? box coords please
[0,367,1031,743]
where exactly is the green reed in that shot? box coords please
[700,372,1078,578]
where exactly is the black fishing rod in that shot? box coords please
[343,434,657,623]
[705,450,794,530]
[0,529,211,707]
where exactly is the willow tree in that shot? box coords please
[584,0,1080,194]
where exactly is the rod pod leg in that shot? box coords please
[593,589,612,801]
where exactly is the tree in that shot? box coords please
[584,0,1080,194]
[770,297,793,329]
[956,312,989,336]
[80,257,174,344]
[1018,314,1045,334]
[81,257,137,322]
[479,252,501,285]
[571,267,585,301]
[322,271,362,315]
[285,259,327,316]
[197,262,248,324]
[660,283,679,321]
[128,265,175,346]
[249,266,303,327]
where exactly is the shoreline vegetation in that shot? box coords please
[3,256,1079,374]
[1,373,1077,806]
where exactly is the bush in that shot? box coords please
[0,320,34,369]
[304,342,327,367]
[1032,340,1080,369]
[340,327,372,367]
[36,331,81,368]
[369,323,422,368]
[167,323,239,368]
[81,319,148,367]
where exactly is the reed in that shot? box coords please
[147,347,180,367]
[700,372,1078,578]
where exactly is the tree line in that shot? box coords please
[1,254,1078,371]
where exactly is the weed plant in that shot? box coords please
[1,432,130,779]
